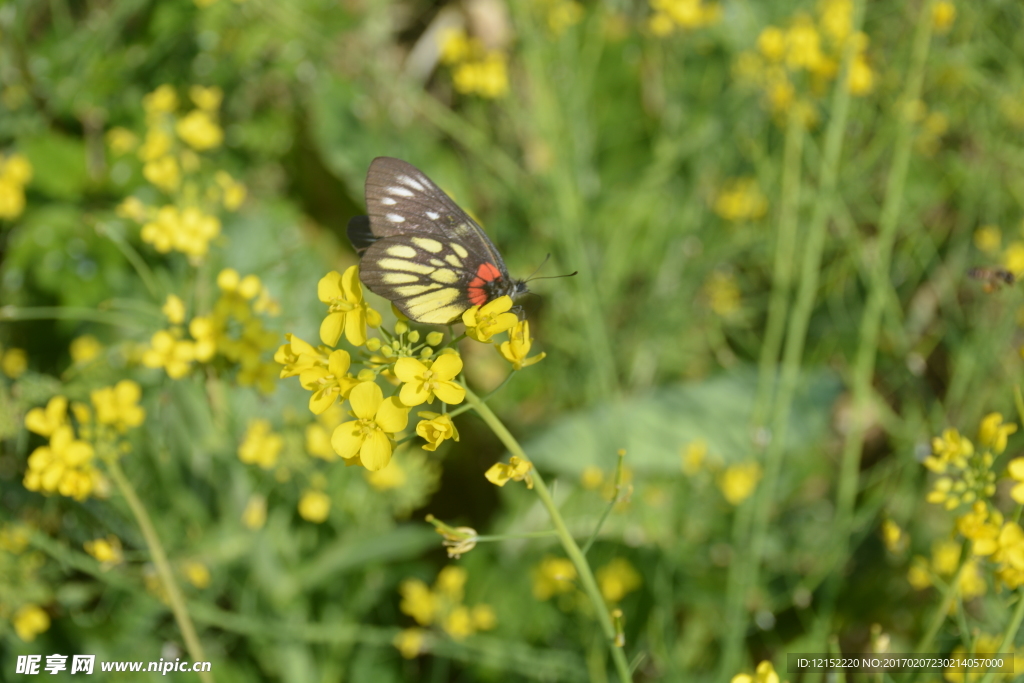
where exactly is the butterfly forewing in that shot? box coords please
[353,157,523,324]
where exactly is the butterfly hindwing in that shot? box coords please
[352,157,526,324]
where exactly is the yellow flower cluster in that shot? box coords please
[532,555,578,600]
[647,0,721,36]
[718,461,762,505]
[84,535,124,569]
[596,557,642,602]
[143,269,280,392]
[278,266,547,471]
[734,0,874,123]
[924,413,1015,510]
[0,152,32,220]
[714,178,769,222]
[0,524,53,642]
[112,85,246,262]
[439,29,509,99]
[731,660,781,683]
[535,0,584,36]
[395,566,496,657]
[23,385,144,501]
[0,344,28,379]
[237,419,283,469]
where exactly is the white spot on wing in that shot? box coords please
[386,213,406,224]
[388,186,414,198]
[398,175,426,192]
[426,211,440,220]
[380,197,397,206]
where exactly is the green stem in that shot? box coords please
[720,4,865,675]
[977,587,1024,683]
[582,450,627,557]
[916,553,967,654]
[103,456,214,683]
[94,221,160,300]
[465,386,632,683]
[0,306,150,330]
[830,0,934,609]
[473,530,560,542]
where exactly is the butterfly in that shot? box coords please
[347,157,528,324]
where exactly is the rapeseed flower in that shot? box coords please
[485,455,534,488]
[70,335,102,364]
[238,419,283,469]
[415,411,460,451]
[974,225,1002,253]
[318,267,382,347]
[330,381,410,470]
[302,349,357,415]
[90,380,146,432]
[84,536,124,568]
[183,560,211,589]
[596,557,642,602]
[298,490,331,523]
[142,330,196,378]
[242,495,267,530]
[463,296,518,343]
[931,1,956,33]
[176,110,223,151]
[0,153,32,220]
[714,178,768,221]
[2,348,28,378]
[718,462,762,505]
[532,556,577,600]
[393,628,426,658]
[978,412,1016,453]
[499,320,545,369]
[648,0,720,35]
[731,660,780,683]
[13,605,50,642]
[394,355,465,406]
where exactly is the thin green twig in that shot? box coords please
[582,449,627,556]
[465,386,632,683]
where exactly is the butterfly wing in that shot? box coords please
[352,157,514,323]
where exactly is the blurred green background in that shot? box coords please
[3,0,1024,680]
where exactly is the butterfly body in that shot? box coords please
[348,157,527,324]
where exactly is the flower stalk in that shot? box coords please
[464,386,633,683]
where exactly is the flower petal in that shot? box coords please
[360,429,393,471]
[399,382,429,407]
[318,271,343,302]
[433,380,465,405]
[320,312,344,346]
[431,353,463,381]
[376,396,410,433]
[349,381,383,419]
[341,265,363,300]
[331,421,364,459]
[394,357,427,382]
[309,388,337,415]
[328,349,351,377]
[344,307,367,346]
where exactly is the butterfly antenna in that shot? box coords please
[524,254,577,282]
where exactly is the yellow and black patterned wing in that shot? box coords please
[348,157,525,324]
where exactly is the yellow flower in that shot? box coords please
[13,604,50,642]
[978,412,1016,455]
[275,333,325,378]
[242,495,267,530]
[532,556,578,600]
[366,458,408,491]
[302,349,357,415]
[183,560,211,589]
[143,155,181,192]
[24,396,68,437]
[90,380,146,432]
[499,320,546,370]
[190,85,223,111]
[471,604,496,630]
[681,440,707,475]
[931,539,961,576]
[142,330,196,378]
[70,335,102,363]
[819,0,853,46]
[415,412,460,451]
[176,110,224,151]
[318,266,382,347]
[931,1,956,33]
[139,128,172,162]
[881,520,903,552]
[924,428,973,473]
[1008,458,1024,505]
[958,558,986,599]
[484,455,534,488]
[974,225,1001,253]
[648,12,674,36]
[649,0,720,30]
[298,490,331,523]
[394,628,426,658]
[395,355,465,406]
[581,465,604,489]
[436,565,467,599]
[84,536,124,567]
[330,381,410,470]
[452,53,509,99]
[731,661,780,683]
[3,153,33,185]
[2,347,27,378]
[117,196,149,222]
[717,461,762,505]
[215,170,246,210]
[1005,241,1024,276]
[907,556,931,589]
[547,1,584,35]
[400,578,437,626]
[143,85,178,115]
[847,53,875,96]
[162,294,186,324]
[757,26,786,61]
[463,296,518,343]
[714,178,768,221]
[106,127,139,155]
[442,605,474,640]
[596,557,642,602]
[238,419,283,469]
[439,28,472,64]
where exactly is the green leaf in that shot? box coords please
[20,132,90,200]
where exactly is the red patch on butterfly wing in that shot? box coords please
[476,262,501,281]
[467,262,502,306]
[467,284,488,306]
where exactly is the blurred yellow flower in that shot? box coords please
[13,605,50,642]
[546,0,584,35]
[907,556,931,589]
[142,330,196,378]
[242,495,267,530]
[215,170,247,210]
[681,439,707,475]
[298,490,331,523]
[140,205,221,258]
[649,0,720,33]
[84,536,124,567]
[162,294,186,324]
[485,455,534,488]
[1,347,28,378]
[1005,241,1024,275]
[847,53,875,96]
[25,396,68,437]
[442,605,474,640]
[532,556,577,600]
[70,335,102,364]
[932,539,961,576]
[190,85,223,111]
[819,0,853,46]
[596,557,642,603]
[330,381,410,471]
[176,110,224,151]
[452,53,509,99]
[91,380,146,432]
[0,524,30,554]
[714,178,768,221]
[143,85,178,115]
[932,1,956,33]
[238,419,283,469]
[978,412,1016,454]
[415,412,460,451]
[974,225,1001,253]
[881,519,903,552]
[183,560,211,589]
[366,458,408,491]
[138,128,172,162]
[718,461,762,505]
[581,465,604,489]
[143,155,181,192]
[757,27,786,61]
[732,660,780,683]
[0,153,32,219]
[705,271,742,318]
[957,558,986,599]
[106,127,138,155]
[394,628,426,658]
[924,428,973,473]
[400,578,437,626]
